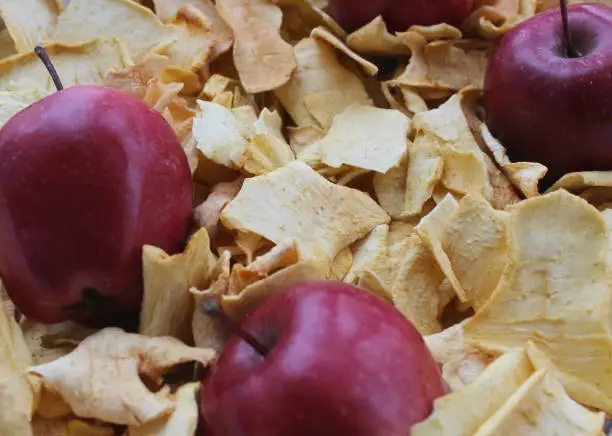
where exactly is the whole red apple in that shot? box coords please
[0,86,193,326]
[327,0,475,33]
[483,3,612,187]
[200,281,444,436]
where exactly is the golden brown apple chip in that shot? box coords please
[0,0,60,53]
[409,24,463,41]
[310,26,378,76]
[329,247,353,281]
[475,368,604,435]
[0,27,16,59]
[221,161,390,262]
[216,0,295,93]
[346,17,409,56]
[463,0,537,40]
[32,416,116,436]
[464,190,612,413]
[26,328,216,426]
[51,0,174,60]
[424,323,493,392]
[140,228,216,342]
[193,177,244,233]
[442,194,509,310]
[274,36,372,129]
[412,347,532,435]
[128,382,199,436]
[0,87,50,127]
[316,105,410,173]
[104,53,170,97]
[0,39,131,92]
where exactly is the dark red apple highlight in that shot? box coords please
[0,47,193,326]
[199,281,445,436]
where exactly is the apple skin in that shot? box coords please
[200,281,444,436]
[0,86,193,326]
[483,3,612,187]
[327,0,475,33]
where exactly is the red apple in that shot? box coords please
[327,0,475,33]
[0,85,193,326]
[483,3,612,187]
[200,281,444,436]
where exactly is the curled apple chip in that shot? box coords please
[548,171,612,199]
[464,190,612,413]
[104,53,170,97]
[442,193,509,310]
[51,0,174,60]
[424,323,493,392]
[221,161,390,262]
[274,36,372,130]
[26,328,216,426]
[243,109,295,175]
[0,39,131,92]
[412,348,532,436]
[346,16,408,56]
[463,0,537,40]
[475,369,604,435]
[193,177,244,233]
[317,105,410,173]
[329,247,353,281]
[216,0,295,93]
[0,0,60,53]
[0,87,50,127]
[310,26,378,76]
[0,299,34,435]
[344,224,389,285]
[140,228,216,342]
[409,24,463,41]
[128,382,199,436]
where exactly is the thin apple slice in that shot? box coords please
[311,26,378,76]
[463,0,538,40]
[464,190,612,413]
[0,88,50,128]
[26,328,216,426]
[346,16,408,56]
[0,0,60,53]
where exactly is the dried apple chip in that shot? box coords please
[412,348,532,436]
[221,161,390,262]
[140,228,216,342]
[51,0,174,60]
[26,328,216,426]
[463,0,538,40]
[0,0,60,53]
[104,53,170,97]
[346,16,409,56]
[0,39,131,92]
[442,193,509,310]
[474,369,604,435]
[464,190,612,413]
[0,87,50,128]
[128,382,199,436]
[193,177,244,233]
[243,109,295,175]
[344,224,389,285]
[216,0,295,93]
[274,36,372,129]
[310,26,378,76]
[0,27,16,59]
[317,105,410,173]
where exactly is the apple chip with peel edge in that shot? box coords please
[25,328,216,426]
[464,190,612,413]
[51,0,175,60]
[0,0,60,53]
[140,228,216,342]
[0,39,132,92]
[411,347,533,436]
[220,161,390,262]
[128,382,200,436]
[216,0,296,93]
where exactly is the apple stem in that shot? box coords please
[560,0,579,58]
[201,297,269,357]
[34,45,64,91]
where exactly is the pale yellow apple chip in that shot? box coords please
[548,171,612,199]
[329,247,353,281]
[26,328,216,426]
[192,100,250,168]
[193,177,244,234]
[221,259,328,320]
[463,0,538,40]
[412,347,532,436]
[274,36,372,130]
[243,109,295,175]
[346,16,409,56]
[0,87,50,128]
[0,0,60,53]
[0,299,35,435]
[424,323,493,392]
[165,11,214,71]
[128,382,199,436]
[221,161,390,262]
[316,105,409,173]
[442,193,509,310]
[104,53,170,97]
[475,369,604,436]
[51,0,174,60]
[216,0,295,93]
[310,26,378,76]
[464,190,612,413]
[344,224,389,285]
[0,39,131,92]
[409,24,463,41]
[140,228,216,342]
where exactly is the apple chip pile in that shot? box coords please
[1,0,612,434]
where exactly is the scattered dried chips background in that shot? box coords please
[1,0,612,434]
